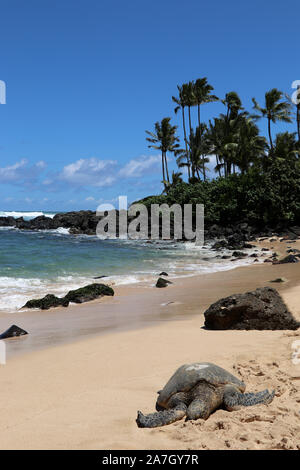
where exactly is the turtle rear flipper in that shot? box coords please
[136,404,187,428]
[224,386,275,410]
[239,389,275,407]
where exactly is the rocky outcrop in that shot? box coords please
[0,211,101,235]
[23,294,69,310]
[64,283,114,303]
[156,277,172,288]
[273,255,299,264]
[204,287,299,330]
[0,324,28,339]
[0,210,300,242]
[0,216,16,227]
[23,284,114,310]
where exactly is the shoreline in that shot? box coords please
[0,237,299,449]
[0,228,261,314]
[0,237,299,359]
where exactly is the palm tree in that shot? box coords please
[222,92,244,120]
[216,92,247,176]
[172,85,190,178]
[231,117,268,173]
[184,82,195,136]
[207,118,227,177]
[162,171,183,193]
[252,88,292,153]
[285,85,300,143]
[193,78,218,179]
[171,171,183,185]
[273,132,299,161]
[176,126,210,180]
[146,118,180,191]
[194,78,219,129]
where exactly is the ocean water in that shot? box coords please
[0,211,259,312]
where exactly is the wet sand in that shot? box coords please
[0,237,299,449]
[0,236,299,359]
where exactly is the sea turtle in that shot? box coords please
[136,362,275,428]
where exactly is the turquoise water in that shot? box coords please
[0,212,257,312]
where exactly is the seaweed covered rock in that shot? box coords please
[274,255,299,264]
[156,277,172,288]
[0,324,28,339]
[64,283,114,303]
[23,294,69,310]
[232,251,248,258]
[204,287,299,330]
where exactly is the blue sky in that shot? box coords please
[0,0,299,211]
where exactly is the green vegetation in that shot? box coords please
[143,79,300,228]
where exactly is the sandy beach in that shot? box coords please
[0,237,299,450]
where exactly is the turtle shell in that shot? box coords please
[157,362,245,407]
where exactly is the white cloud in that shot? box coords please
[36,160,47,169]
[0,159,28,182]
[0,159,47,185]
[118,154,161,178]
[59,157,117,187]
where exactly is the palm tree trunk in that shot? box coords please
[188,105,194,179]
[297,105,300,143]
[164,153,170,183]
[216,155,221,178]
[161,152,166,188]
[268,117,273,154]
[197,104,206,181]
[182,107,191,179]
[202,157,206,181]
[188,106,192,135]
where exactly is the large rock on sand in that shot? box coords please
[64,283,114,303]
[23,294,69,310]
[204,287,299,330]
[0,324,28,339]
[23,284,114,310]
[273,255,299,264]
[156,277,172,288]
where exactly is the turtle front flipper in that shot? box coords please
[223,385,275,410]
[136,404,187,428]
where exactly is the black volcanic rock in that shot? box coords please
[275,255,299,264]
[64,283,114,303]
[0,324,28,339]
[23,294,69,310]
[53,211,99,234]
[204,287,299,330]
[232,251,247,257]
[0,216,16,227]
[0,211,102,235]
[156,277,172,288]
[23,283,114,309]
[27,215,57,230]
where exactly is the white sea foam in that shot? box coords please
[0,230,264,313]
[0,273,148,312]
[0,211,56,219]
[0,275,94,312]
[38,227,70,235]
